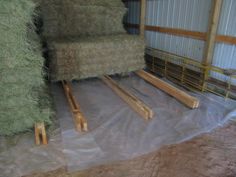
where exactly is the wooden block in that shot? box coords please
[35,122,48,145]
[62,81,88,132]
[101,75,153,120]
[136,70,199,109]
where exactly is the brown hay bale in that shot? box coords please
[49,34,145,81]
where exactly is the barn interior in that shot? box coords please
[0,0,236,177]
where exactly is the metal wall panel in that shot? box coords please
[145,0,211,62]
[146,0,211,32]
[217,0,236,36]
[212,43,236,85]
[145,31,205,62]
[212,0,236,84]
[125,0,212,62]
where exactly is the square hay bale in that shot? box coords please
[40,0,127,38]
[49,34,145,81]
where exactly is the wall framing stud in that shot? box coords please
[203,0,223,65]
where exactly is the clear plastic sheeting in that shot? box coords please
[52,74,236,172]
[0,129,65,177]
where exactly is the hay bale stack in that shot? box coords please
[40,0,127,38]
[40,0,145,80]
[49,35,145,81]
[0,0,52,135]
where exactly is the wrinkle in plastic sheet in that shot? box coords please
[52,75,236,172]
[0,129,65,177]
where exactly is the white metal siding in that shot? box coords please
[125,0,236,84]
[212,0,236,84]
[125,0,212,62]
[145,0,211,62]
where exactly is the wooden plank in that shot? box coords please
[136,70,199,109]
[203,0,223,65]
[125,23,236,45]
[62,81,88,132]
[139,0,146,36]
[124,23,207,41]
[145,26,207,41]
[216,35,236,45]
[125,22,236,46]
[101,75,153,120]
[35,122,48,145]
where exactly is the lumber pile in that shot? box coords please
[136,70,200,109]
[0,0,52,135]
[102,75,153,120]
[39,0,145,81]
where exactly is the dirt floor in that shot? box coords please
[25,121,236,177]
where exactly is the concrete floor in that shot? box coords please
[25,121,236,177]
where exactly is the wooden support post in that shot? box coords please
[35,122,48,145]
[136,70,199,109]
[101,75,153,120]
[140,0,146,36]
[203,0,223,65]
[62,81,88,132]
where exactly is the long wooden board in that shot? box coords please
[136,70,199,109]
[101,75,153,120]
[145,26,207,41]
[62,81,88,132]
[125,22,236,46]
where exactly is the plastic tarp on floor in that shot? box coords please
[1,74,236,176]
[52,74,236,172]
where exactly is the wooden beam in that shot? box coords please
[125,21,236,46]
[216,35,236,45]
[136,70,199,109]
[139,0,146,36]
[101,75,153,120]
[145,26,207,41]
[125,23,236,46]
[203,0,223,65]
[62,81,88,132]
[35,122,48,145]
[125,23,207,41]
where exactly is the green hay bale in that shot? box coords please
[40,0,127,38]
[0,0,52,136]
[49,34,145,81]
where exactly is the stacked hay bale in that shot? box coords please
[49,35,145,81]
[40,0,127,38]
[0,0,52,135]
[40,0,145,81]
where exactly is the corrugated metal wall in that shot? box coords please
[124,0,236,84]
[125,0,212,62]
[212,0,236,83]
